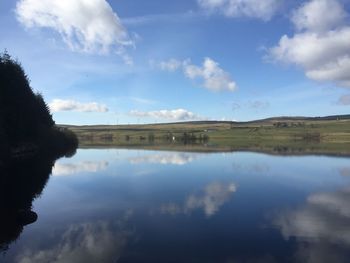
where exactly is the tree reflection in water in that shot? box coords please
[0,150,76,252]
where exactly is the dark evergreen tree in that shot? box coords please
[0,51,78,157]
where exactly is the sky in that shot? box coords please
[0,0,349,125]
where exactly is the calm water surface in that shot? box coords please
[3,149,350,262]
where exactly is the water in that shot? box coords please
[2,149,350,262]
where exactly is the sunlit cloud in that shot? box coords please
[49,99,109,113]
[129,152,202,166]
[268,0,350,87]
[197,0,281,21]
[129,109,202,121]
[161,182,237,217]
[52,161,109,176]
[291,0,347,33]
[156,57,238,92]
[15,0,134,64]
[184,58,237,92]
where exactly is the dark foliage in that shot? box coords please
[0,52,79,252]
[179,132,209,144]
[0,51,78,158]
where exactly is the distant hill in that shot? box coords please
[60,114,350,129]
[244,114,350,123]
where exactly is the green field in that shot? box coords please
[61,115,350,156]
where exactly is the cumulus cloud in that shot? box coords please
[156,58,237,92]
[15,0,134,64]
[268,0,350,88]
[129,152,202,166]
[274,186,350,262]
[52,161,109,176]
[197,0,281,21]
[291,0,347,33]
[184,58,237,92]
[49,99,109,113]
[129,109,201,121]
[337,94,350,105]
[161,182,237,217]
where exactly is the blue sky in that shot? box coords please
[0,0,349,124]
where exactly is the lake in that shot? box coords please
[2,148,350,262]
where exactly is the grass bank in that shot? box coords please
[61,115,350,156]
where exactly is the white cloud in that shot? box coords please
[49,99,109,113]
[268,0,350,88]
[158,58,183,72]
[291,0,347,33]
[161,182,237,217]
[156,58,237,92]
[197,0,281,21]
[184,58,237,92]
[129,152,202,166]
[52,161,109,176]
[16,0,134,64]
[129,109,201,121]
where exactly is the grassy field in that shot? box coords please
[61,115,350,156]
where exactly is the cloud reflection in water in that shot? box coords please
[16,211,134,263]
[274,187,350,263]
[129,152,202,166]
[52,161,109,176]
[161,182,237,217]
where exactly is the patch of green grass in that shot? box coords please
[61,117,350,156]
